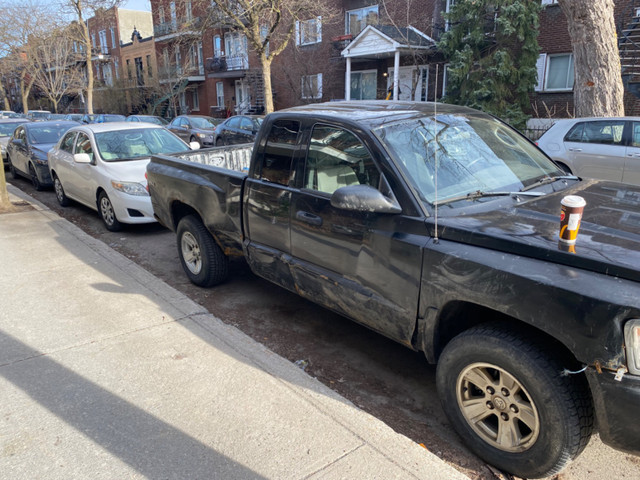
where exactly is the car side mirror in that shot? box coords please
[189,141,200,150]
[330,185,401,214]
[73,153,92,163]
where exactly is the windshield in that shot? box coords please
[190,117,218,129]
[102,115,126,122]
[0,122,23,137]
[27,125,72,144]
[139,116,168,125]
[95,128,189,161]
[374,113,564,207]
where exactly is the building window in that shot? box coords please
[159,5,165,23]
[110,27,116,49]
[345,6,378,37]
[216,81,224,106]
[146,54,152,77]
[213,35,223,57]
[301,73,322,99]
[185,0,192,21]
[91,33,96,49]
[126,59,132,80]
[170,2,177,26]
[192,89,199,111]
[114,58,119,79]
[99,30,108,54]
[296,17,322,46]
[175,46,182,74]
[541,0,558,5]
[350,70,376,100]
[537,53,574,91]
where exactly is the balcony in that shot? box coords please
[158,64,205,84]
[154,17,202,41]
[204,55,249,77]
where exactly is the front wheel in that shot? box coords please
[176,215,228,287]
[436,324,593,479]
[29,163,43,191]
[98,191,122,231]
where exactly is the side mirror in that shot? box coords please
[330,185,401,214]
[189,141,200,150]
[73,153,92,163]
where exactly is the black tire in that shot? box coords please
[215,138,223,146]
[8,156,18,179]
[98,191,122,232]
[436,324,593,479]
[176,214,229,287]
[29,163,43,191]
[53,174,69,207]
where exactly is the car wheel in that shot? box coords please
[8,156,19,179]
[215,138,223,146]
[53,174,69,207]
[436,323,593,479]
[176,214,229,287]
[98,191,122,232]
[29,163,43,191]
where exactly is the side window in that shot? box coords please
[60,132,77,153]
[304,125,379,195]
[259,120,300,185]
[74,133,94,161]
[564,123,584,142]
[240,117,253,131]
[633,123,640,147]
[227,117,241,129]
[581,121,624,145]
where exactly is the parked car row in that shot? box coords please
[167,114,264,147]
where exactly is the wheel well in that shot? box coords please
[95,187,106,208]
[170,201,201,231]
[432,301,579,366]
[554,161,572,174]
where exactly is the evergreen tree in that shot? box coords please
[438,0,541,130]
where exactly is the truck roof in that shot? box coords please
[278,100,483,129]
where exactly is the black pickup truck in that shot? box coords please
[147,101,640,478]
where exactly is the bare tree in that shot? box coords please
[557,0,624,117]
[32,29,86,113]
[59,0,122,114]
[204,0,332,113]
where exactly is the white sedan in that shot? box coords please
[48,122,197,231]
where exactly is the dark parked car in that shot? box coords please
[26,110,51,121]
[64,113,84,122]
[6,120,78,190]
[167,115,221,147]
[0,118,31,168]
[212,114,264,146]
[94,114,126,123]
[126,115,169,126]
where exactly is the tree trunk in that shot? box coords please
[0,162,15,213]
[558,0,624,117]
[261,56,274,114]
[20,77,29,113]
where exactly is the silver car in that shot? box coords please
[537,117,640,185]
[0,118,31,167]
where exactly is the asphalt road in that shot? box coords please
[7,174,640,480]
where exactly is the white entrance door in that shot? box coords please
[235,80,251,113]
[387,66,428,101]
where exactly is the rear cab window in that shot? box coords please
[257,119,300,186]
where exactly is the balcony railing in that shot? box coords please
[204,55,249,73]
[158,64,205,81]
[154,16,202,37]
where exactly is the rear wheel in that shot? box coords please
[176,214,228,287]
[29,163,43,191]
[436,324,593,479]
[98,191,122,231]
[215,137,224,146]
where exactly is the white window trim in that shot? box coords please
[295,17,322,46]
[301,73,323,99]
[216,81,224,107]
[535,53,546,92]
[541,0,558,5]
[543,53,574,92]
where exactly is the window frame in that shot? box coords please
[301,73,323,100]
[345,5,379,37]
[544,53,574,92]
[296,17,322,46]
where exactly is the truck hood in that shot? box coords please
[432,180,640,282]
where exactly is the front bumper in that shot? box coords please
[33,162,53,186]
[108,189,156,225]
[586,368,640,455]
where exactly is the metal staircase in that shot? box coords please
[245,69,265,114]
[618,0,640,104]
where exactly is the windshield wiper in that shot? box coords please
[434,189,546,206]
[520,174,578,192]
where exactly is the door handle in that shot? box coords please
[568,148,582,152]
[296,210,322,226]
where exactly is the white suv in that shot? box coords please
[537,117,640,186]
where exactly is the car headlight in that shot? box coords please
[110,180,149,196]
[625,319,640,375]
[196,133,206,138]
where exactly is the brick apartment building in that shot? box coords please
[78,0,640,122]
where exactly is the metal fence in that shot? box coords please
[523,126,551,141]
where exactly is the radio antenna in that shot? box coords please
[433,64,439,243]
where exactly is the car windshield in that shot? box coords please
[139,116,168,125]
[102,115,126,122]
[0,123,23,136]
[27,125,72,144]
[30,112,49,119]
[374,113,565,207]
[95,128,189,161]
[190,117,218,129]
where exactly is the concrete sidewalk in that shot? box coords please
[0,185,469,480]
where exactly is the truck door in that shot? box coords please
[243,119,300,290]
[289,123,424,346]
